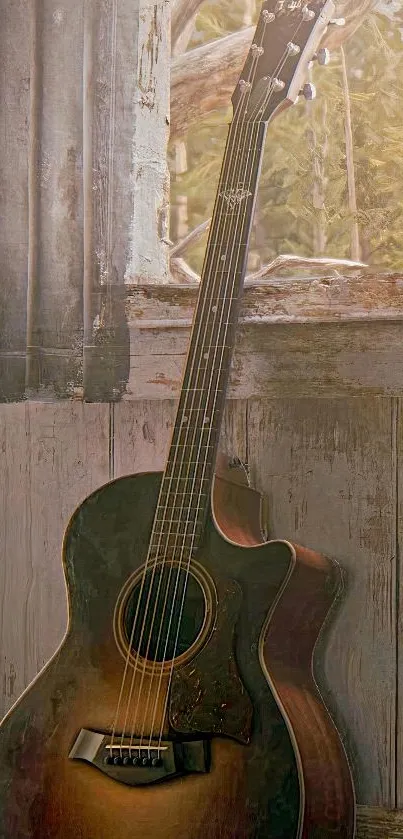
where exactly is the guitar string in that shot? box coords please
[133,23,296,751]
[142,40,299,751]
[149,18,307,753]
[112,8,305,753]
[110,68,249,753]
[152,64,296,754]
[149,119,263,750]
[109,6,264,755]
[125,79,258,752]
[120,16,283,751]
[132,22,303,752]
[116,9,306,753]
[139,39,284,751]
[138,109,262,750]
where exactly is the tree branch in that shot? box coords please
[171,28,253,139]
[170,257,201,284]
[171,0,207,54]
[170,218,211,257]
[169,252,367,285]
[247,254,367,280]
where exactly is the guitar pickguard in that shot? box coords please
[170,574,253,744]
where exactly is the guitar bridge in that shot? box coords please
[69,728,210,787]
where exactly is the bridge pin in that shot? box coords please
[113,756,122,765]
[122,755,131,766]
[151,757,161,768]
[132,756,139,766]
[141,756,150,767]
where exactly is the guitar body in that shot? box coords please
[0,470,355,839]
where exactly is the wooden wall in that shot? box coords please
[0,0,170,402]
[1,0,402,830]
[0,392,401,812]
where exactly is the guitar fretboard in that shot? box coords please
[151,115,268,560]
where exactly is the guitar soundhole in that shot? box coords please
[123,565,207,664]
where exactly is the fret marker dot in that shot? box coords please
[183,416,188,422]
[204,417,210,424]
[221,254,226,261]
[212,306,217,312]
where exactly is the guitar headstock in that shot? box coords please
[232,1,337,123]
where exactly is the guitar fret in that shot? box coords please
[179,389,225,395]
[159,123,261,568]
[168,443,215,450]
[165,461,213,467]
[209,241,248,247]
[162,474,210,481]
[160,482,210,491]
[157,493,209,500]
[153,524,203,532]
[151,529,199,539]
[149,533,200,550]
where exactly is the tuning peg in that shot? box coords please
[287,42,301,57]
[313,48,331,66]
[302,7,315,21]
[299,83,316,101]
[273,78,285,92]
[329,17,346,27]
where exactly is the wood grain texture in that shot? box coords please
[113,400,248,477]
[126,275,403,324]
[0,0,30,399]
[125,0,170,284]
[125,320,403,399]
[91,0,144,289]
[28,0,85,394]
[0,403,110,720]
[356,806,403,838]
[124,281,403,399]
[247,398,397,806]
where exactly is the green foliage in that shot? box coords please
[170,3,403,272]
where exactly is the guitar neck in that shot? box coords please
[151,116,268,558]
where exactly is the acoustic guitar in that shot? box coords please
[0,2,356,837]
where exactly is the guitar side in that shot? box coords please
[213,470,356,838]
[0,470,354,839]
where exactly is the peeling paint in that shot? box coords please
[52,9,66,26]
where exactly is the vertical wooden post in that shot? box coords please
[0,0,31,399]
[125,0,171,284]
[83,0,95,397]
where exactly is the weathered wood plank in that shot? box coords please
[82,0,144,399]
[247,398,397,805]
[25,0,85,394]
[0,0,30,399]
[113,400,177,476]
[124,0,170,284]
[0,403,110,719]
[92,0,141,289]
[357,806,403,838]
[113,400,248,477]
[122,279,403,399]
[124,320,403,399]
[126,275,403,324]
